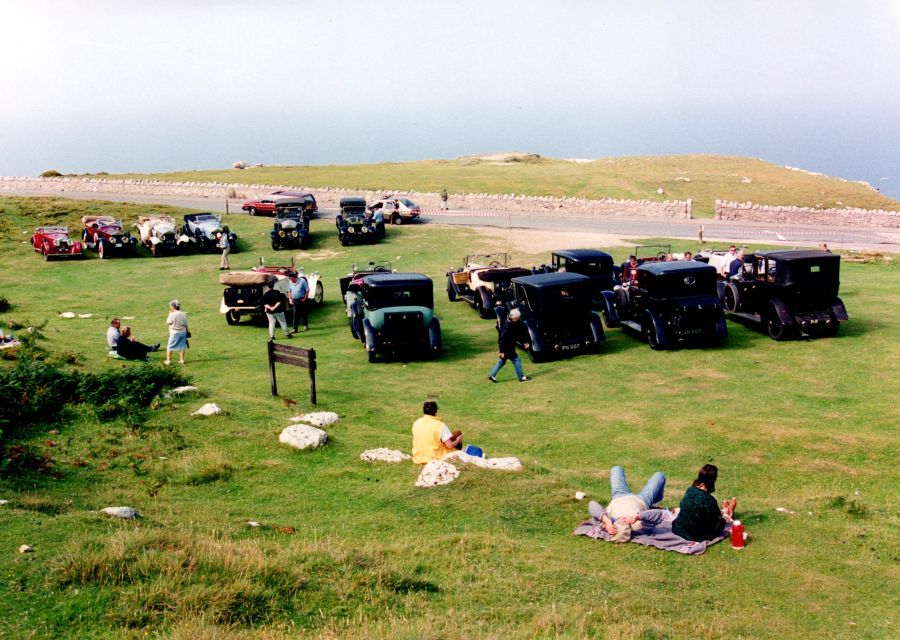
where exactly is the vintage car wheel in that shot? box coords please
[367,349,377,363]
[765,307,792,341]
[446,278,457,301]
[98,239,108,259]
[643,321,664,350]
[247,207,257,216]
[349,316,359,339]
[225,310,241,325]
[313,281,324,304]
[271,239,280,251]
[392,213,402,225]
[722,283,740,313]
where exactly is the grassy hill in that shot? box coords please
[1,195,898,638]
[99,154,900,218]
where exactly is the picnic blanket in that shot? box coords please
[573,507,731,555]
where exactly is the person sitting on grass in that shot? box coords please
[672,464,736,542]
[115,326,159,361]
[107,318,122,351]
[411,401,462,464]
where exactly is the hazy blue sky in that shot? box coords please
[3,1,899,198]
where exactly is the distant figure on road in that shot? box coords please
[440,188,449,211]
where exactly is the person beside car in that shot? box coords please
[287,271,309,333]
[262,279,292,340]
[683,250,693,261]
[217,232,230,270]
[672,464,736,542]
[488,308,531,382]
[411,401,462,464]
[728,249,745,278]
[165,300,189,365]
[116,326,159,361]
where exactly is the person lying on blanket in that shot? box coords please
[590,465,667,542]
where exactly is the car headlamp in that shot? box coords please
[291,230,298,237]
[279,230,286,237]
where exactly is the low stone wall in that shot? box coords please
[0,176,692,219]
[715,200,900,228]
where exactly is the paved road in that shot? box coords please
[5,187,898,251]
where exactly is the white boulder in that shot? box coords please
[59,312,75,319]
[0,499,9,505]
[290,411,340,427]
[165,385,199,398]
[101,506,138,519]
[446,450,522,471]
[279,424,328,450]
[191,403,222,416]
[18,544,33,553]
[415,460,459,487]
[360,448,411,463]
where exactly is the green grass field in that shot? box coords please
[0,196,898,639]
[95,154,900,219]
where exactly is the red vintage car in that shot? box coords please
[81,215,138,258]
[31,226,85,260]
[242,192,318,217]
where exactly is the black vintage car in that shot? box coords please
[347,273,441,362]
[271,202,311,250]
[602,261,727,349]
[336,197,384,245]
[446,253,532,319]
[498,272,604,362]
[182,213,237,253]
[545,249,620,307]
[718,250,847,340]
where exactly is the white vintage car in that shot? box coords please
[182,213,237,252]
[134,216,190,256]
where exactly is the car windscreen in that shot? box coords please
[399,199,416,207]
[366,286,433,310]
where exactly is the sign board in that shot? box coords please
[267,341,317,404]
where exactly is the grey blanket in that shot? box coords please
[573,508,731,555]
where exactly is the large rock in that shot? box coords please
[415,460,459,487]
[279,424,328,450]
[191,403,222,416]
[445,451,523,471]
[360,448,410,463]
[101,506,138,519]
[290,411,340,427]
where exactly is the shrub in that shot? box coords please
[40,170,63,178]
[0,296,10,312]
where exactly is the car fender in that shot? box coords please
[832,297,849,321]
[589,311,606,343]
[494,305,509,327]
[362,317,378,354]
[644,310,669,346]
[428,316,442,354]
[769,297,795,325]
[523,319,545,354]
[477,286,494,311]
[600,290,620,327]
[219,298,230,314]
[149,236,162,245]
[715,312,728,340]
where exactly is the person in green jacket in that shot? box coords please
[672,464,737,541]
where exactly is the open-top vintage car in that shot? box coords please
[243,192,318,217]
[182,213,237,253]
[717,249,847,340]
[602,261,727,350]
[134,216,190,256]
[31,226,85,260]
[81,215,138,258]
[542,249,620,307]
[220,258,323,325]
[346,273,441,362]
[339,261,394,321]
[497,272,604,362]
[336,197,384,245]
[367,196,421,224]
[271,201,312,250]
[446,253,532,318]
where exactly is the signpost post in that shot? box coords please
[267,341,317,404]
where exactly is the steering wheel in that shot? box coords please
[374,266,388,272]
[656,251,668,261]
[488,260,502,268]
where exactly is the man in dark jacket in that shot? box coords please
[488,308,531,382]
[262,278,292,340]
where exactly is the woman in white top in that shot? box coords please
[165,299,189,365]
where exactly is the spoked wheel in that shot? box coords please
[643,321,664,350]
[766,307,793,341]
[722,283,739,313]
[98,239,108,259]
[314,281,324,304]
[271,239,279,251]
[447,278,457,302]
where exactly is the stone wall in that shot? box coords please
[0,176,692,219]
[715,200,900,228]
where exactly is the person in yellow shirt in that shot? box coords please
[411,401,462,464]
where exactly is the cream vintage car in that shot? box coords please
[134,215,190,256]
[445,253,532,319]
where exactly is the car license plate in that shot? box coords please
[683,327,704,336]
[115,243,122,247]
[560,343,581,351]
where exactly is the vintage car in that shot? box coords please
[367,196,421,224]
[219,259,323,325]
[134,216,190,256]
[31,226,85,260]
[81,215,138,258]
[346,273,441,362]
[497,272,605,362]
[336,197,384,245]
[242,192,318,217]
[270,201,312,250]
[542,249,620,306]
[601,261,727,350]
[182,213,237,253]
[339,262,394,322]
[717,250,847,340]
[446,253,531,318]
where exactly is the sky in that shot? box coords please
[2,0,900,199]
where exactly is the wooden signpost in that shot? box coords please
[267,341,317,404]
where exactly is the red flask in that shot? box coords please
[731,520,746,549]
